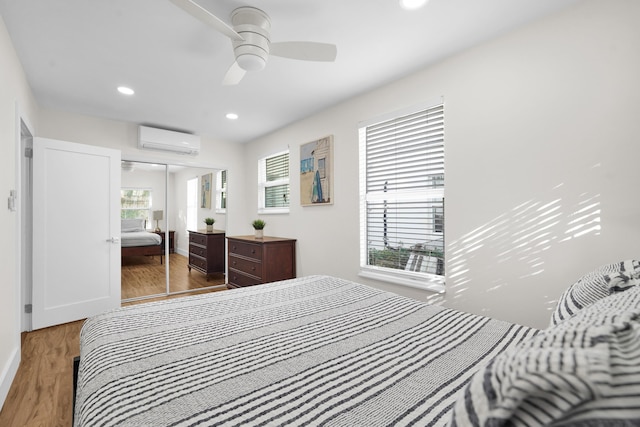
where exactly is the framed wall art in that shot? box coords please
[300,135,333,206]
[201,173,212,208]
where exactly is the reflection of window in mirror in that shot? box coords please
[121,188,153,229]
[186,177,198,231]
[216,170,227,213]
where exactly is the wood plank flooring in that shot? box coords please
[0,320,83,427]
[122,252,226,299]
[0,261,228,427]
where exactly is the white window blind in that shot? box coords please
[359,102,445,291]
[258,150,290,213]
[216,170,227,213]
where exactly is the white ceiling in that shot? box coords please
[0,0,579,143]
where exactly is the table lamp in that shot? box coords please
[153,210,163,232]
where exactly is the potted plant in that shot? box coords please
[252,219,266,239]
[204,217,215,232]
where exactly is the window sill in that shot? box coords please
[359,268,445,294]
[257,208,290,215]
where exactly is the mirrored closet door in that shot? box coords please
[120,161,227,302]
[167,166,227,295]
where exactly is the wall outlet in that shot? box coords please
[7,189,16,212]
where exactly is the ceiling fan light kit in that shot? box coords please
[170,0,337,85]
[231,7,271,72]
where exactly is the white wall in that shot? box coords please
[242,0,640,329]
[0,14,39,410]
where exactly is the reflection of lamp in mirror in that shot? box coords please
[153,210,163,233]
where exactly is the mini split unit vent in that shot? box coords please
[138,126,201,155]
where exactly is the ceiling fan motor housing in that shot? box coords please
[231,7,271,71]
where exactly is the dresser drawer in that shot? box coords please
[226,235,296,290]
[189,233,207,246]
[189,244,207,258]
[228,271,262,288]
[188,231,225,279]
[189,255,207,271]
[229,256,262,277]
[228,240,262,260]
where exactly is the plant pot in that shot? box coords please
[206,225,213,232]
[255,229,263,239]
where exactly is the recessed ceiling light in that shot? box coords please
[226,113,239,120]
[399,0,428,10]
[117,86,135,95]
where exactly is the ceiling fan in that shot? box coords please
[169,0,338,85]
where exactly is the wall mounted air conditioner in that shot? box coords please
[138,126,201,155]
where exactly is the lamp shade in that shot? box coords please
[153,210,163,220]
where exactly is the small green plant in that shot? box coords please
[252,219,266,230]
[204,217,215,225]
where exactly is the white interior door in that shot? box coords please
[32,137,121,329]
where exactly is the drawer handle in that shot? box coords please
[251,249,256,254]
[252,266,256,271]
[233,261,237,265]
[233,246,236,250]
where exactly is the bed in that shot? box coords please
[120,219,164,264]
[74,268,640,426]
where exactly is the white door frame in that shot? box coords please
[19,118,34,332]
[16,105,34,333]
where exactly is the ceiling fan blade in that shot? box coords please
[222,61,247,86]
[270,42,337,62]
[169,0,243,41]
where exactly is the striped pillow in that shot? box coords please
[607,270,640,293]
[448,286,640,427]
[550,259,640,326]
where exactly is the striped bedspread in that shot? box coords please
[120,231,162,247]
[74,275,537,426]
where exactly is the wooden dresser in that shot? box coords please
[188,230,225,281]
[227,235,296,289]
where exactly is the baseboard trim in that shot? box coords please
[0,345,20,411]
[176,247,188,257]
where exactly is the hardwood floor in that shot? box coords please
[0,320,83,427]
[122,252,226,299]
[0,261,228,427]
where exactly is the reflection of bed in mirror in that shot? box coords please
[120,219,164,264]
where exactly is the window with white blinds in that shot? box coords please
[258,150,290,213]
[216,170,227,213]
[359,101,445,291]
[121,188,153,228]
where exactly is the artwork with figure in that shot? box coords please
[201,173,212,208]
[300,135,333,206]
